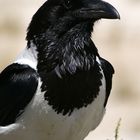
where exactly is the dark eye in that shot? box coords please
[63,0,72,9]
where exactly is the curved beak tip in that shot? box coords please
[99,1,121,20]
[113,8,121,20]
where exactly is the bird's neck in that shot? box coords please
[28,19,98,75]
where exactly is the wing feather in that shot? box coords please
[0,63,38,126]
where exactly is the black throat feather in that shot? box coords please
[28,15,103,115]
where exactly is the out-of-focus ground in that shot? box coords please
[0,0,140,139]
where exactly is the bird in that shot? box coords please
[0,0,120,140]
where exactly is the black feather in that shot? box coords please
[0,64,38,126]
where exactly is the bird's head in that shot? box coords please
[27,0,120,40]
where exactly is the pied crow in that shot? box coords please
[0,0,120,140]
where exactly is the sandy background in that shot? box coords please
[0,0,140,139]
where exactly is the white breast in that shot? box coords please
[0,56,106,140]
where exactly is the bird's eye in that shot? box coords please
[63,0,72,9]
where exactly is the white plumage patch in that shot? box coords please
[15,42,38,70]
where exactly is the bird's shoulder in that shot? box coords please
[100,57,114,106]
[0,63,38,126]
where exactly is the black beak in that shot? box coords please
[90,0,120,19]
[77,0,120,20]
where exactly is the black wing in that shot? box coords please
[100,57,114,107]
[0,63,38,126]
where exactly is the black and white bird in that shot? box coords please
[0,0,120,140]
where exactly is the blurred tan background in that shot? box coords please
[0,0,140,139]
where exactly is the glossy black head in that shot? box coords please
[27,0,120,40]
